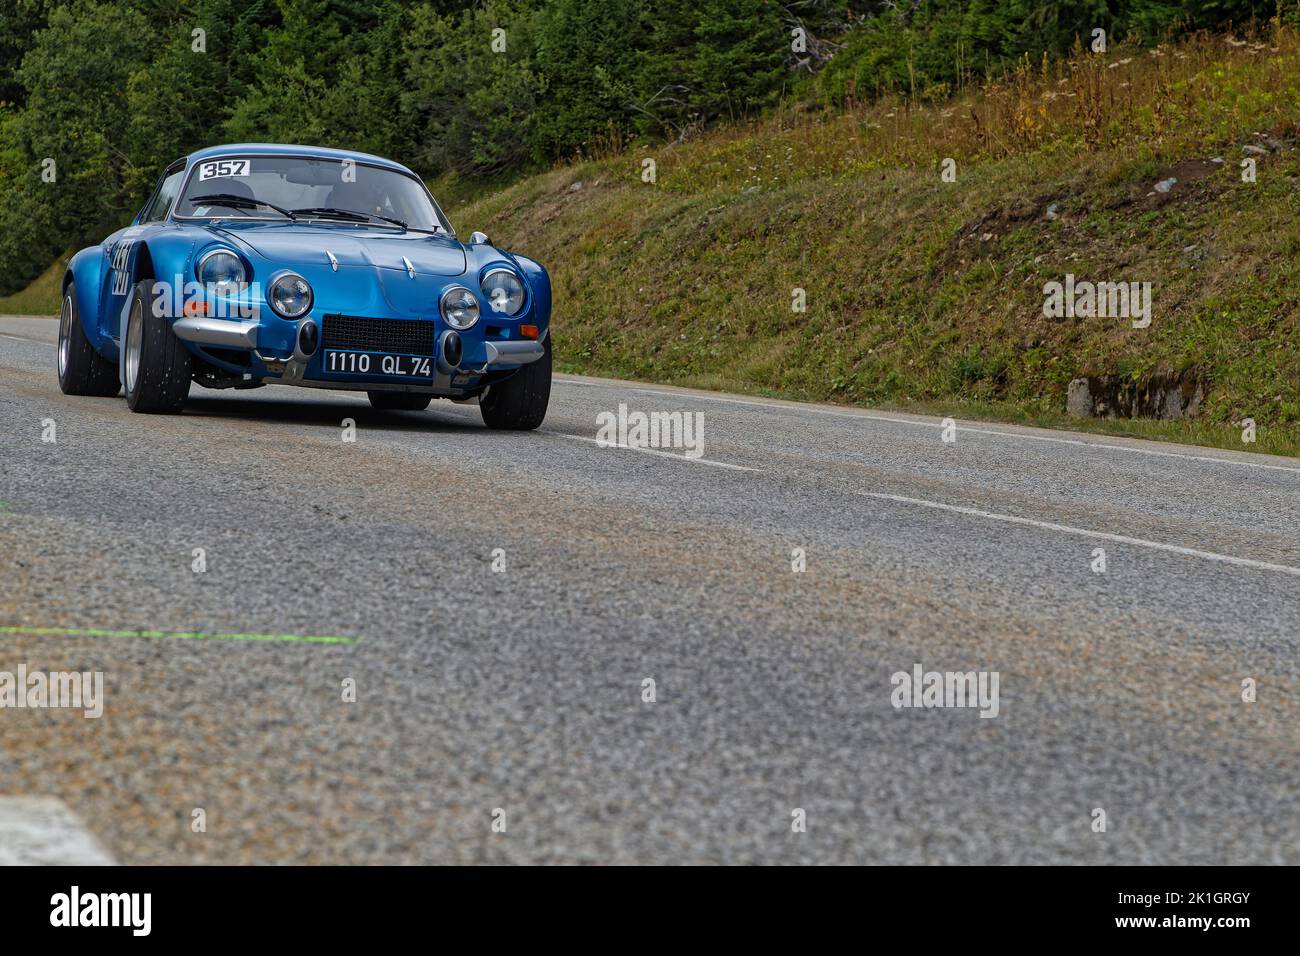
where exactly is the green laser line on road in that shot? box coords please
[0,625,357,645]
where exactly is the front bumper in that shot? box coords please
[172,312,544,392]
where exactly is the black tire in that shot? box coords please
[480,336,552,430]
[123,279,191,414]
[367,391,432,411]
[57,282,120,396]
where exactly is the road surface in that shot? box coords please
[0,314,1296,864]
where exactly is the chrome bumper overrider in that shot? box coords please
[484,339,544,367]
[172,316,259,349]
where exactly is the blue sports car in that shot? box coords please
[57,143,552,428]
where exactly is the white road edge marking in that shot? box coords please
[4,333,1290,474]
[0,796,117,865]
[558,377,1300,476]
[860,490,1300,578]
[550,393,1298,576]
[0,332,55,346]
[558,433,760,471]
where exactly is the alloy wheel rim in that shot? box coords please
[58,295,72,378]
[125,300,143,393]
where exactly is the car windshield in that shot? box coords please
[174,155,451,233]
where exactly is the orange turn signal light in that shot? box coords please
[182,299,208,317]
[519,324,539,340]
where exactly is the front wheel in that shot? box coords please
[124,279,191,414]
[367,391,432,411]
[480,336,552,430]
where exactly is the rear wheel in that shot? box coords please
[480,336,552,431]
[367,391,431,411]
[124,279,191,414]
[57,283,120,396]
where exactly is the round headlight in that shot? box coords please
[481,269,525,316]
[197,250,246,295]
[440,286,480,330]
[269,272,313,319]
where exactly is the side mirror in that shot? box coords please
[468,230,491,245]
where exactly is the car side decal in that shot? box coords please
[110,240,133,295]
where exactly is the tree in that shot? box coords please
[401,0,543,176]
[15,1,153,253]
[530,0,641,162]
[689,0,787,121]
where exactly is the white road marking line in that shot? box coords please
[950,424,1300,474]
[554,395,1298,574]
[0,796,116,865]
[558,433,761,471]
[557,378,1300,475]
[859,490,1300,577]
[4,325,1286,473]
[0,332,55,346]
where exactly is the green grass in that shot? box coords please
[0,255,64,315]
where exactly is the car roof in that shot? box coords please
[183,143,414,175]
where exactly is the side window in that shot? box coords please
[143,167,185,222]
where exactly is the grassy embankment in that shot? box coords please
[0,256,64,315]
[445,28,1300,456]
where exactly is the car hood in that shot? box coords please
[209,223,467,277]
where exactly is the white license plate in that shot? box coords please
[325,350,433,377]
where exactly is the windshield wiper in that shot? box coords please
[188,193,297,220]
[293,206,408,230]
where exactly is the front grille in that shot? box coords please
[322,314,435,355]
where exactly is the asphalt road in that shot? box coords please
[1,314,1296,864]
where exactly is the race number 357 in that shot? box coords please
[198,159,250,180]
